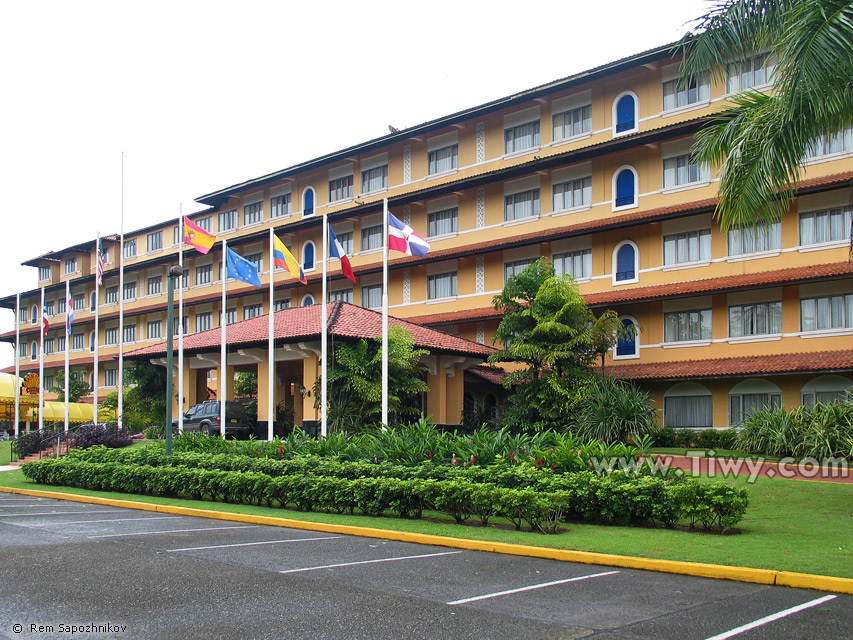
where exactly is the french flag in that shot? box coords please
[329,226,356,283]
[388,212,430,257]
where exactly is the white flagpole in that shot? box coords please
[64,280,70,432]
[268,227,275,441]
[117,152,125,429]
[220,238,227,437]
[93,233,100,426]
[178,207,184,434]
[14,293,20,437]
[381,198,389,430]
[38,288,45,432]
[321,221,328,437]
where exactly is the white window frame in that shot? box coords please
[146,230,163,253]
[554,248,592,280]
[729,301,783,338]
[664,309,712,343]
[426,271,458,301]
[612,240,639,285]
[612,165,639,212]
[612,91,639,137]
[614,316,640,360]
[663,229,712,266]
[218,210,238,232]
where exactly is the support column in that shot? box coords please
[444,363,465,426]
[300,353,319,435]
[257,360,271,439]
[426,366,448,425]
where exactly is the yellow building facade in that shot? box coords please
[4,42,853,431]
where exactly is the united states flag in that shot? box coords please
[96,239,107,286]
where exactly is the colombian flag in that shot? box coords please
[273,235,307,284]
[184,218,215,254]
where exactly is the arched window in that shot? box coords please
[90,291,97,312]
[301,294,315,306]
[614,167,637,208]
[89,331,95,353]
[30,341,37,361]
[613,241,638,283]
[31,304,38,325]
[729,379,782,426]
[302,241,315,272]
[614,92,637,134]
[801,375,853,407]
[302,187,315,217]
[664,382,713,429]
[615,317,639,358]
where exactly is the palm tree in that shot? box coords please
[678,0,853,230]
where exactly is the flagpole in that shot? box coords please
[93,232,100,426]
[117,152,125,429]
[14,293,20,437]
[220,238,227,437]
[38,288,45,432]
[381,198,389,431]
[321,220,328,438]
[178,206,184,434]
[64,280,70,433]
[268,227,275,441]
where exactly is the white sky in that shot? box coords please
[0,0,709,369]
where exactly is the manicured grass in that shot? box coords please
[0,466,849,578]
[0,441,10,466]
[651,447,781,460]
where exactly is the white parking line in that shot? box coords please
[36,516,184,525]
[703,595,837,640]
[167,535,342,552]
[88,525,258,538]
[280,550,464,573]
[0,510,117,517]
[446,570,621,605]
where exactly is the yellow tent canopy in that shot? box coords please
[25,402,115,424]
[0,373,37,422]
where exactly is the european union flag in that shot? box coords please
[226,247,262,288]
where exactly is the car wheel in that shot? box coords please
[201,424,213,437]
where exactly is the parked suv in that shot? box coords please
[172,400,252,438]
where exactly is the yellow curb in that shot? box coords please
[2,486,851,594]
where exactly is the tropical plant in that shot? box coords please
[570,374,658,443]
[679,0,853,229]
[50,370,90,403]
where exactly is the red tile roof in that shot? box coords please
[466,366,508,385]
[124,301,496,360]
[609,349,853,381]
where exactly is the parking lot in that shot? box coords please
[0,493,849,639]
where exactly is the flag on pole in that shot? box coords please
[184,218,215,254]
[273,235,307,284]
[329,225,356,283]
[226,247,263,287]
[42,304,50,337]
[388,212,430,256]
[66,302,74,335]
[95,238,107,286]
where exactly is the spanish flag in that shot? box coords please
[184,218,215,254]
[273,235,307,284]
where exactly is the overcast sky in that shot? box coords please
[0,0,710,369]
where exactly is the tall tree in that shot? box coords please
[50,370,90,403]
[679,0,853,230]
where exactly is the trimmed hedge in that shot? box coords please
[21,456,747,533]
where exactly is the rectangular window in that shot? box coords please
[172,225,180,246]
[427,208,458,237]
[663,229,712,265]
[147,276,162,296]
[123,239,136,259]
[173,316,189,335]
[727,222,781,256]
[104,369,117,388]
[271,193,291,218]
[104,327,118,345]
[335,231,353,254]
[361,225,383,251]
[195,216,213,232]
[244,252,263,273]
[552,105,591,140]
[552,177,592,211]
[504,258,536,282]
[504,189,540,221]
[274,299,291,311]
[195,264,212,286]
[18,307,27,322]
[662,75,710,111]
[146,321,161,340]
[361,165,388,193]
[57,335,65,352]
[806,127,853,159]
[72,333,84,350]
[427,272,457,300]
[147,231,163,253]
[329,288,353,303]
[122,325,135,344]
[729,301,782,337]
[799,207,852,245]
[727,53,777,93]
[103,286,116,305]
[329,175,354,202]
[219,210,238,232]
[664,396,713,428]
[800,294,853,331]
[428,145,458,175]
[45,300,54,316]
[730,393,781,425]
[554,249,592,279]
[64,257,77,275]
[243,202,263,226]
[39,266,50,281]
[72,293,85,311]
[44,375,54,391]
[19,341,27,358]
[664,309,712,342]
[225,308,237,325]
[44,338,54,355]
[58,298,66,314]
[361,284,382,309]
[123,281,137,301]
[504,120,540,154]
[195,312,212,333]
[243,304,263,320]
[663,154,710,188]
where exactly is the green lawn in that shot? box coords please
[0,441,10,466]
[651,447,781,460]
[0,465,849,578]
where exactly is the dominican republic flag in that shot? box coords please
[328,225,356,283]
[66,306,74,336]
[388,212,430,257]
[42,305,49,337]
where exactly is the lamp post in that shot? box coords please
[165,264,182,456]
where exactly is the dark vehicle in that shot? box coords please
[171,400,252,438]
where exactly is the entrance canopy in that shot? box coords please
[0,373,36,421]
[25,401,114,424]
